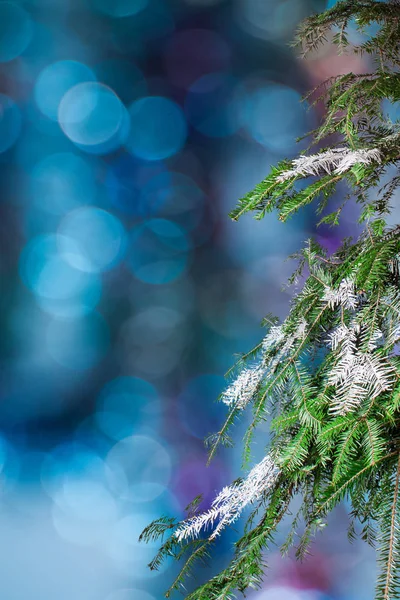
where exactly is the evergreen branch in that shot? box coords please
[207,405,241,465]
[143,3,400,598]
[316,450,398,518]
[382,454,400,600]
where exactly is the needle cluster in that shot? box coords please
[140,2,400,598]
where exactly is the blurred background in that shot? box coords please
[0,0,380,598]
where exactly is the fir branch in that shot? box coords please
[276,148,382,182]
[174,454,280,542]
[142,3,400,598]
[376,454,400,600]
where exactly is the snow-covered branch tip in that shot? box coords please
[322,277,358,310]
[326,321,395,416]
[276,148,382,183]
[262,325,285,351]
[174,454,280,542]
[221,365,265,410]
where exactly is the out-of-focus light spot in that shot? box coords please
[34,60,96,121]
[51,505,108,547]
[106,435,171,502]
[46,313,109,371]
[0,437,10,480]
[54,479,117,521]
[105,155,167,216]
[177,375,226,439]
[0,436,18,497]
[0,437,20,494]
[127,96,187,160]
[237,0,305,41]
[128,218,190,284]
[119,305,186,377]
[256,588,308,600]
[299,594,333,600]
[183,0,223,5]
[95,59,147,105]
[15,124,59,168]
[165,29,230,90]
[19,234,102,317]
[48,444,119,546]
[123,305,183,346]
[40,443,118,544]
[110,0,174,50]
[0,94,21,153]
[57,207,126,273]
[18,451,47,486]
[74,104,130,155]
[41,442,107,499]
[58,82,125,149]
[25,0,70,8]
[185,73,238,137]
[174,457,225,510]
[106,590,155,600]
[96,376,160,441]
[198,272,257,339]
[29,153,95,215]
[93,0,148,18]
[0,2,32,62]
[74,415,112,456]
[0,357,82,421]
[109,511,170,575]
[140,172,205,229]
[240,83,307,153]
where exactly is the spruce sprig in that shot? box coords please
[140,2,400,598]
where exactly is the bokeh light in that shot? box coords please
[0,2,32,62]
[29,153,96,215]
[106,435,172,502]
[164,29,230,89]
[57,207,126,273]
[41,442,108,501]
[0,436,19,497]
[128,218,190,284]
[0,94,21,153]
[46,313,109,371]
[19,234,102,317]
[105,155,168,216]
[109,0,174,50]
[237,0,306,41]
[177,374,227,439]
[106,590,156,600]
[58,82,126,150]
[93,0,148,18]
[139,171,205,228]
[96,376,160,441]
[255,588,332,600]
[127,96,187,160]
[108,510,172,576]
[119,304,187,377]
[95,59,147,105]
[183,0,223,4]
[39,441,119,546]
[34,60,96,121]
[240,83,308,153]
[53,478,117,523]
[185,74,238,137]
